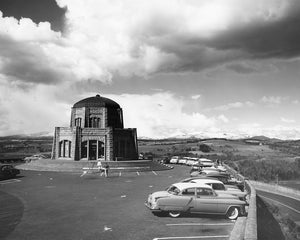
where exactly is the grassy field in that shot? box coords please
[279,180,300,191]
[138,138,294,162]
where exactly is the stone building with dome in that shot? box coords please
[51,94,138,161]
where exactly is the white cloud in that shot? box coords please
[0,0,299,87]
[207,101,254,111]
[0,78,70,136]
[191,94,201,100]
[236,123,300,139]
[261,96,287,104]
[1,0,300,139]
[280,117,295,123]
[218,115,229,123]
[106,92,217,138]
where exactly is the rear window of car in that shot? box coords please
[212,183,225,190]
[181,188,196,196]
[1,165,13,170]
[197,188,214,196]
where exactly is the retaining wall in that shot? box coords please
[228,165,257,240]
[250,181,300,200]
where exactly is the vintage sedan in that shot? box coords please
[188,172,245,191]
[0,164,20,180]
[23,154,46,162]
[188,179,248,201]
[169,156,179,164]
[145,182,247,219]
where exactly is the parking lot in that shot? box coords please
[0,166,236,240]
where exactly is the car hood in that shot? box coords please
[151,191,173,199]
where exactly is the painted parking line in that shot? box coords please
[166,223,234,226]
[153,235,229,240]
[0,179,21,184]
[152,171,158,175]
[260,195,300,214]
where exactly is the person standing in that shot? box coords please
[97,160,103,174]
[103,162,109,177]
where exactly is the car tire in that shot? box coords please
[226,207,239,220]
[169,211,181,218]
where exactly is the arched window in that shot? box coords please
[75,118,82,127]
[89,117,101,128]
[59,140,71,157]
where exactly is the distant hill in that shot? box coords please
[246,135,282,142]
[0,132,53,140]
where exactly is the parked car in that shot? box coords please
[187,178,248,201]
[24,154,46,162]
[145,182,247,219]
[190,169,220,176]
[186,157,198,166]
[159,156,170,164]
[0,164,20,180]
[181,176,240,190]
[198,158,214,167]
[187,172,245,191]
[216,165,227,172]
[190,162,204,171]
[170,156,179,164]
[178,157,188,165]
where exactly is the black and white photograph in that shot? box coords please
[0,0,299,239]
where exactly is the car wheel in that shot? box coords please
[169,211,181,218]
[226,207,239,220]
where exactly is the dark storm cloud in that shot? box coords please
[0,35,62,86]
[0,0,66,32]
[205,12,300,59]
[226,63,258,74]
[135,0,300,74]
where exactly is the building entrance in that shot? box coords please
[81,140,105,160]
[89,140,97,160]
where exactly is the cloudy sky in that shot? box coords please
[1,0,300,139]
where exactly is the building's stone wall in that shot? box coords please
[107,127,114,161]
[71,107,86,127]
[113,128,138,160]
[52,97,138,161]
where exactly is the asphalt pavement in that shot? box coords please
[0,166,236,240]
[256,189,300,223]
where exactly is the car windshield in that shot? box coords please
[1,165,13,170]
[212,183,225,190]
[167,186,180,195]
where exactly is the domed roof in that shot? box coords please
[73,94,120,108]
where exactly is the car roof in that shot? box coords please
[198,158,213,162]
[204,172,230,177]
[191,178,223,184]
[0,164,13,167]
[172,182,213,191]
[202,169,219,173]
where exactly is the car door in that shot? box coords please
[193,188,220,214]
